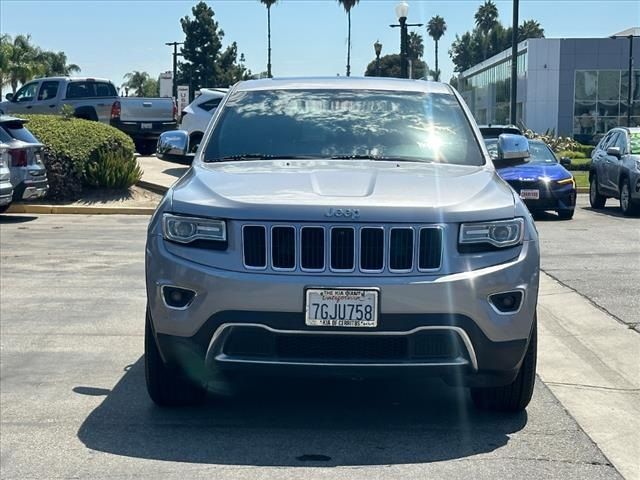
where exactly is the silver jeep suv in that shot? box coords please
[146,78,539,412]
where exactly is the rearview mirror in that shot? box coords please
[156,130,193,162]
[606,146,621,159]
[560,157,572,167]
[493,134,530,167]
[4,93,13,101]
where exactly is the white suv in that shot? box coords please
[179,88,227,152]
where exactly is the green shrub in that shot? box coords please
[566,157,591,171]
[556,150,586,159]
[20,115,140,200]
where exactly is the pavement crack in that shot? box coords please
[544,381,640,393]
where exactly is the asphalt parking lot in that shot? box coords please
[0,201,634,479]
[534,194,640,331]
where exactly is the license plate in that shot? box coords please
[305,288,378,327]
[520,189,540,200]
[141,123,153,129]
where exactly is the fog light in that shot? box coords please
[489,291,523,314]
[162,286,196,309]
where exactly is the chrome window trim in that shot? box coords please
[359,226,385,273]
[388,227,415,273]
[329,226,356,273]
[241,224,268,270]
[299,225,326,272]
[206,323,478,371]
[417,225,444,272]
[270,225,297,272]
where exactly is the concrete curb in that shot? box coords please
[5,204,155,215]
[576,187,588,194]
[136,180,169,195]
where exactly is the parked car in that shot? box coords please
[147,77,540,413]
[0,77,177,155]
[485,137,576,219]
[0,77,119,122]
[478,124,522,138]
[589,127,640,216]
[179,88,228,152]
[111,97,178,155]
[0,116,48,202]
[0,145,14,213]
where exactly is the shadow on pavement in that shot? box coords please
[77,358,527,467]
[0,214,38,223]
[582,205,638,219]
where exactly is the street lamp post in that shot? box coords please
[611,30,638,127]
[389,2,422,79]
[374,40,382,77]
[509,0,519,125]
[165,41,184,99]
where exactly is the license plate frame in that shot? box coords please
[520,189,540,200]
[304,288,379,328]
[141,122,153,129]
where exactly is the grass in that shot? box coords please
[573,171,588,188]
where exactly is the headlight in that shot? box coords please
[162,214,227,244]
[556,176,575,187]
[459,218,524,249]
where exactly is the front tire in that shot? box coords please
[145,307,205,407]
[557,209,574,220]
[471,317,537,412]
[619,178,640,216]
[589,175,606,209]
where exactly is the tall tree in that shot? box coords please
[123,71,151,97]
[337,0,359,77]
[259,0,277,78]
[474,0,499,60]
[427,15,447,81]
[407,32,424,61]
[178,2,249,91]
[365,54,427,79]
[3,34,41,94]
[518,20,544,41]
[37,51,81,77]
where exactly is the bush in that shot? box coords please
[556,150,586,159]
[566,157,591,171]
[20,115,140,200]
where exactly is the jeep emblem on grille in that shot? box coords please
[325,207,360,219]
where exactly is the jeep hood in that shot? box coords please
[170,160,516,223]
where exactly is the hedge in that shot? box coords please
[20,115,141,200]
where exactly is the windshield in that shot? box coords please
[204,89,484,166]
[484,139,558,164]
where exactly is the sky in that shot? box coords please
[1,0,638,89]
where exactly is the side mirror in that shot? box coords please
[560,157,572,167]
[606,146,621,158]
[493,134,530,167]
[5,93,13,101]
[156,130,192,162]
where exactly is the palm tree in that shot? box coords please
[518,20,544,42]
[407,32,424,61]
[474,0,499,60]
[427,15,447,81]
[4,34,41,94]
[259,0,277,78]
[123,71,150,97]
[38,51,80,77]
[337,0,359,77]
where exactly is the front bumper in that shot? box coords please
[511,183,576,212]
[146,234,539,387]
[0,181,13,206]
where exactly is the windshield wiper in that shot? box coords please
[207,154,319,162]
[329,154,430,163]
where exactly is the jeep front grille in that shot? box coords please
[242,224,443,274]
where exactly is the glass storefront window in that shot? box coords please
[575,71,597,101]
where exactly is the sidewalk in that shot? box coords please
[137,155,188,193]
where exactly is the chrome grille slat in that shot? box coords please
[241,224,443,274]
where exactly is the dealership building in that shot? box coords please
[458,29,639,142]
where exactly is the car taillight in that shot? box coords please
[172,99,177,121]
[111,100,121,120]
[9,149,28,167]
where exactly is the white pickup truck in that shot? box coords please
[0,76,177,154]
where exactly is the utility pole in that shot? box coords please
[165,41,184,99]
[509,0,519,125]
